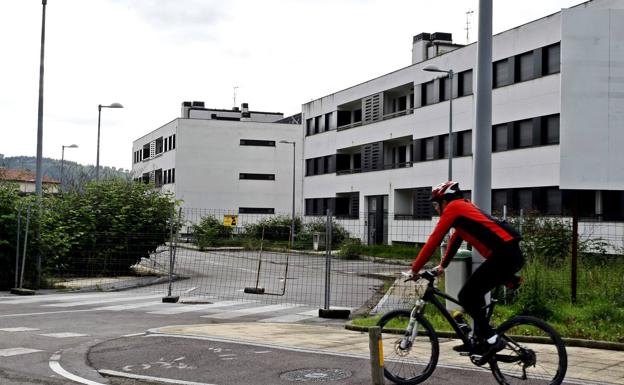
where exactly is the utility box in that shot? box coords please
[313,232,325,251]
[445,249,471,311]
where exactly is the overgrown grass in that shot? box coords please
[353,255,624,343]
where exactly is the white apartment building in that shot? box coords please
[302,0,624,245]
[131,102,303,215]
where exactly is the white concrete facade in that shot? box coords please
[131,104,303,216]
[302,0,624,245]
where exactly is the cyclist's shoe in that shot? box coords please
[452,343,471,353]
[471,336,506,364]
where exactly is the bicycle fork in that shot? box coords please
[400,299,425,350]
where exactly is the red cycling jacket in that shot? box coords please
[411,199,520,273]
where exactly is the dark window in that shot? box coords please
[493,59,509,88]
[422,80,435,105]
[414,187,433,219]
[492,190,509,213]
[353,109,362,123]
[315,157,324,174]
[515,119,533,148]
[306,118,313,135]
[397,95,407,111]
[240,139,276,146]
[545,187,562,215]
[459,130,472,156]
[543,43,561,75]
[172,134,176,149]
[142,144,150,159]
[398,146,407,165]
[424,138,434,160]
[337,110,351,127]
[515,51,534,82]
[154,169,163,187]
[493,124,508,152]
[306,159,315,176]
[239,173,275,180]
[323,156,331,173]
[409,93,414,109]
[543,114,560,144]
[239,207,275,214]
[516,189,534,211]
[155,137,163,154]
[171,168,175,183]
[353,153,362,170]
[441,135,449,158]
[439,77,450,101]
[141,172,149,184]
[336,154,350,173]
[164,138,168,152]
[458,69,473,96]
[324,112,332,132]
[603,191,624,220]
[314,116,321,134]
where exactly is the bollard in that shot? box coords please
[369,326,385,385]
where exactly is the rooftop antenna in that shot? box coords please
[465,10,475,44]
[233,86,239,109]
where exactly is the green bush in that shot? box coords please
[338,238,362,259]
[297,219,349,249]
[192,215,232,249]
[0,184,26,289]
[244,215,300,242]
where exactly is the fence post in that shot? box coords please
[318,210,350,319]
[369,326,385,385]
[571,192,578,303]
[14,206,22,289]
[163,207,180,303]
[20,205,31,289]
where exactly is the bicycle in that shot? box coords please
[377,269,567,385]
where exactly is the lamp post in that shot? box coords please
[60,144,78,190]
[96,103,123,180]
[279,140,296,248]
[423,65,454,181]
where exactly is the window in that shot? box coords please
[314,116,321,134]
[306,159,315,176]
[155,137,163,154]
[493,59,510,88]
[515,119,533,148]
[239,207,275,214]
[458,69,473,96]
[422,80,435,105]
[414,187,433,219]
[240,139,276,146]
[543,43,561,75]
[459,130,472,156]
[397,95,407,111]
[239,173,275,180]
[172,134,176,149]
[492,190,509,213]
[324,112,332,132]
[353,109,362,123]
[493,124,508,152]
[441,135,449,158]
[142,144,150,160]
[337,110,351,127]
[424,138,434,160]
[543,114,560,144]
[315,157,324,174]
[515,51,534,82]
[164,138,168,152]
[171,168,175,183]
[516,189,534,211]
[306,118,313,135]
[439,77,450,101]
[545,187,562,215]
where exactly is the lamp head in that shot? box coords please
[423,65,445,73]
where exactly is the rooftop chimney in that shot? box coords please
[412,32,460,64]
[241,103,251,121]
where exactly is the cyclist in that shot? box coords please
[410,181,524,358]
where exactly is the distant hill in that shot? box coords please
[0,155,130,186]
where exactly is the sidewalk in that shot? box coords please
[150,322,624,385]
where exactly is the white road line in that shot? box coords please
[0,309,97,318]
[0,327,40,332]
[258,314,315,323]
[201,303,303,319]
[42,294,162,308]
[148,300,256,315]
[49,353,105,385]
[121,332,146,338]
[39,332,88,338]
[98,369,217,385]
[93,300,163,311]
[0,292,115,305]
[0,347,43,357]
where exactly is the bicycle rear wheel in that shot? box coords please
[490,315,567,385]
[377,309,439,385]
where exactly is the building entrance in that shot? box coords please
[367,195,388,245]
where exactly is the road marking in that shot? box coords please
[41,294,162,308]
[0,327,40,332]
[50,353,105,385]
[0,347,43,357]
[201,303,303,319]
[98,369,217,385]
[258,314,314,323]
[0,309,97,318]
[93,300,163,311]
[148,300,256,315]
[121,332,146,338]
[0,292,115,305]
[184,287,198,293]
[39,332,88,338]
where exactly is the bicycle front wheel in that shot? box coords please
[377,309,439,385]
[490,315,567,385]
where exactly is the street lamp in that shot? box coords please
[96,103,123,180]
[423,65,454,180]
[60,144,78,190]
[279,140,296,248]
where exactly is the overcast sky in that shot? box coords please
[0,0,584,171]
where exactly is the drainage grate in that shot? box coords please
[280,368,352,382]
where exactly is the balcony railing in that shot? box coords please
[336,161,413,176]
[336,120,363,132]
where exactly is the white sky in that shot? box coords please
[0,0,584,171]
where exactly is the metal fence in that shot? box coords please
[8,206,624,314]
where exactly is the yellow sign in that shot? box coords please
[223,215,238,227]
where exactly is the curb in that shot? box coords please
[345,323,624,351]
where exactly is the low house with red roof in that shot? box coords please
[0,168,60,194]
